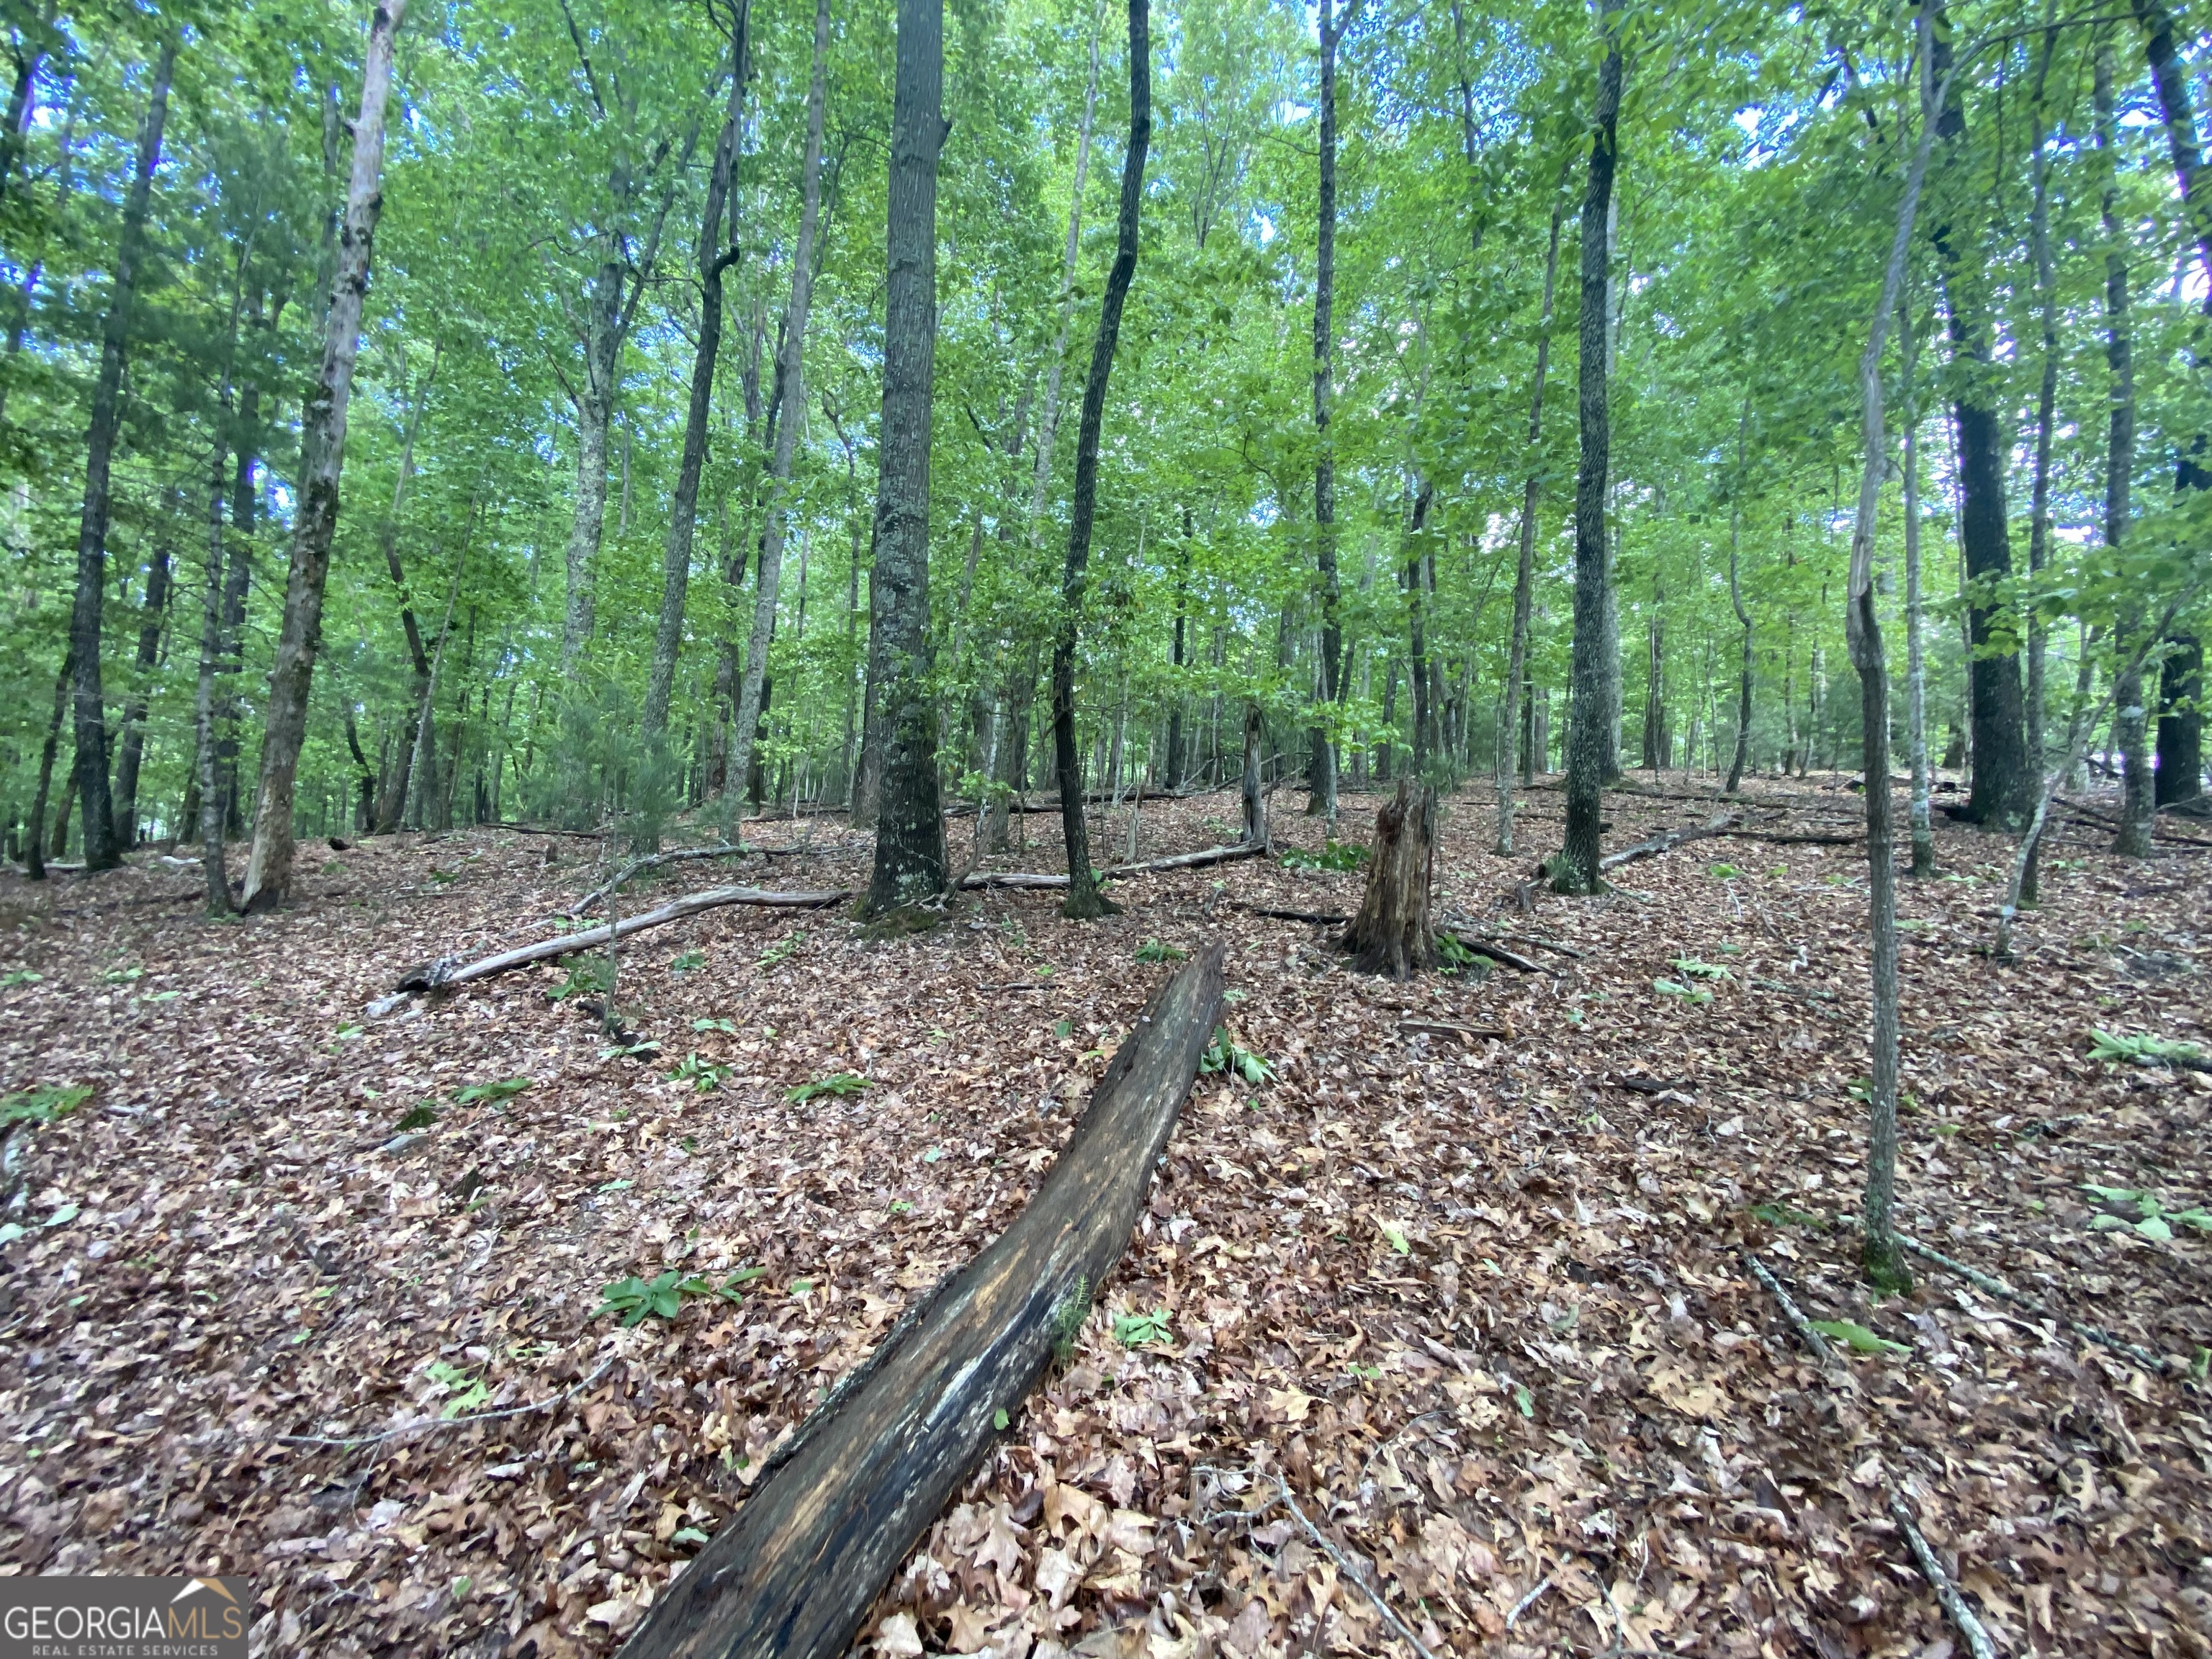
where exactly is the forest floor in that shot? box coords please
[1,773,2208,1659]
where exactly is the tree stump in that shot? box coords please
[1340,776,1437,978]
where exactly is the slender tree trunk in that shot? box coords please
[1900,302,1935,877]
[68,34,176,874]
[1725,403,1754,795]
[372,348,437,832]
[1166,512,1190,789]
[1848,21,1937,1295]
[1495,180,1565,853]
[24,652,70,881]
[1930,7,2031,827]
[645,17,750,742]
[1404,479,1434,775]
[1241,702,1267,847]
[2024,22,2061,778]
[732,0,832,803]
[195,445,232,913]
[111,540,171,842]
[1642,567,1665,770]
[0,14,48,215]
[562,261,621,674]
[860,0,950,912]
[1051,0,1150,920]
[1553,1,1622,894]
[2097,45,2150,857]
[240,0,408,909]
[1307,0,1341,820]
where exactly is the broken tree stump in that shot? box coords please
[618,945,1226,1659]
[1339,778,1437,979]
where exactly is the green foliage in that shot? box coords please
[453,1076,531,1107]
[1652,978,1713,1006]
[1668,957,1732,981]
[0,1085,91,1128]
[425,1359,491,1417]
[1112,1309,1173,1347]
[786,1071,868,1104]
[593,1269,751,1326]
[2089,1030,2205,1066]
[1808,1320,1910,1357]
[758,932,805,969]
[1277,840,1367,872]
[1435,934,1492,978]
[1199,1026,1272,1084]
[671,950,707,974]
[1050,1277,1090,1360]
[1133,939,1187,963]
[392,1102,440,1133]
[2082,1185,2212,1242]
[1750,1201,1826,1230]
[549,956,616,1002]
[671,1053,733,1092]
[0,971,42,989]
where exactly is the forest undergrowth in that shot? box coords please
[0,778,2207,1659]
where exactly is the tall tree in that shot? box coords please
[730,0,832,801]
[110,536,171,842]
[860,0,950,914]
[65,32,176,873]
[1051,0,1152,919]
[643,2,750,744]
[2100,41,2149,855]
[1306,0,1341,820]
[1551,1,1623,895]
[1929,2,2031,827]
[239,0,408,909]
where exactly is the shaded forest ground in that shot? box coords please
[0,773,2208,1659]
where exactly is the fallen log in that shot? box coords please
[619,945,1226,1659]
[961,841,1265,890]
[567,842,813,917]
[1439,928,1544,974]
[1241,904,1347,925]
[1599,810,1742,871]
[393,885,850,992]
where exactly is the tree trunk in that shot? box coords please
[1306,0,1341,822]
[1404,480,1434,775]
[645,19,751,742]
[195,441,233,914]
[239,0,408,910]
[67,33,176,875]
[860,0,950,913]
[1339,777,1436,979]
[1240,702,1267,847]
[1495,180,1565,853]
[1930,9,2031,829]
[1642,569,1665,770]
[1166,513,1190,788]
[562,260,621,673]
[731,0,832,801]
[1051,0,1150,921]
[2023,26,2060,778]
[1552,1,1622,895]
[111,539,171,842]
[2099,45,2150,857]
[1845,19,1936,1296]
[1725,410,1754,796]
[24,651,70,881]
[2158,639,2205,806]
[372,347,437,832]
[1899,302,1935,877]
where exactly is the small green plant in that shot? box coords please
[1808,1319,1910,1357]
[0,970,42,989]
[392,1102,440,1133]
[424,1359,491,1416]
[99,966,143,984]
[1652,978,1712,1005]
[1049,1277,1089,1359]
[2089,1029,2206,1067]
[1708,863,1740,880]
[1112,1309,1172,1347]
[594,1269,752,1326]
[1750,1200,1827,1231]
[888,1200,912,1216]
[1052,1018,1074,1039]
[787,1071,868,1105]
[1668,956,1732,981]
[1377,1220,1411,1255]
[672,1053,734,1092]
[1278,839,1367,872]
[428,867,460,885]
[758,931,806,969]
[549,955,616,1002]
[2082,1184,2212,1242]
[0,1085,90,1128]
[1435,934,1491,977]
[1200,1027,1273,1085]
[600,1038,662,1060]
[693,1016,737,1034]
[671,950,707,974]
[1133,939,1187,964]
[454,1076,531,1107]
[992,1407,1011,1431]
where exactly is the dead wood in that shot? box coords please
[618,946,1225,1659]
[1398,1018,1507,1044]
[1241,904,1347,925]
[395,886,851,992]
[1598,809,1742,871]
[960,842,1265,890]
[1439,930,1543,974]
[1339,779,1437,979]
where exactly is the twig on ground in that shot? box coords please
[1892,1233,2181,1375]
[1506,1575,1552,1629]
[1500,932,1585,959]
[1743,1251,1836,1369]
[1399,1018,1508,1044]
[1887,1492,1998,1659]
[272,1357,619,1451]
[1273,1473,1441,1659]
[569,843,758,916]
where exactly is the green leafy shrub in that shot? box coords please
[1200,1027,1273,1085]
[1133,940,1187,963]
[0,1085,90,1127]
[1278,839,1367,872]
[2090,1029,2205,1066]
[787,1071,868,1104]
[594,1269,754,1326]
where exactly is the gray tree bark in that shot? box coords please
[1306,0,1341,820]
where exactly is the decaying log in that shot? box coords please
[1339,778,1437,979]
[1438,929,1544,974]
[619,946,1226,1659]
[1241,904,1347,925]
[1599,810,1742,871]
[1399,1018,1508,1044]
[960,841,1265,890]
[394,885,850,992]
